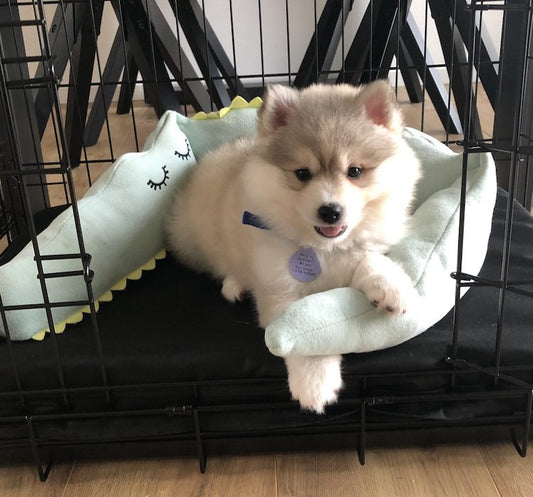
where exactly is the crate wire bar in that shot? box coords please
[0,0,533,481]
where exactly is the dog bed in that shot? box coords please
[174,104,497,357]
[0,98,496,354]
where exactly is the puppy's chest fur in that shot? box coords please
[248,229,361,299]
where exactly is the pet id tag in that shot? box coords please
[289,248,321,282]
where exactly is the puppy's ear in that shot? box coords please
[358,80,403,134]
[257,84,299,136]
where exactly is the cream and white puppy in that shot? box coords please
[166,81,421,413]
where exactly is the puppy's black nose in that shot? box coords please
[317,203,343,224]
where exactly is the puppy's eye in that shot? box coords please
[295,168,312,182]
[347,166,362,179]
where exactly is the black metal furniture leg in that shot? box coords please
[168,0,231,110]
[84,30,125,147]
[429,0,482,139]
[361,0,407,83]
[294,0,354,87]
[339,0,384,85]
[112,0,181,117]
[0,83,27,238]
[147,0,210,113]
[398,37,423,103]
[402,13,462,134]
[34,2,87,138]
[492,0,533,210]
[448,0,499,109]
[64,0,105,167]
[116,49,138,115]
[187,0,249,99]
[0,3,48,224]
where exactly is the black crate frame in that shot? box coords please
[0,0,533,481]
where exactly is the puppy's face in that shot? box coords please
[251,82,420,251]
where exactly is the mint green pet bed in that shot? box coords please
[0,97,496,353]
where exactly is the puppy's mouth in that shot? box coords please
[314,225,348,238]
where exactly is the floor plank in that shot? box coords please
[2,438,533,496]
[0,462,73,497]
[276,442,503,497]
[363,443,501,497]
[479,439,533,497]
[276,450,362,497]
[61,454,277,497]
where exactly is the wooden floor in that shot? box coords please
[2,430,533,496]
[3,92,531,495]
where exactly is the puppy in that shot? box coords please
[166,81,421,413]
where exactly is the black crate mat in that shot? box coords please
[0,188,532,443]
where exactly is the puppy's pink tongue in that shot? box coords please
[319,226,344,237]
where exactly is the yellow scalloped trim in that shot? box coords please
[192,96,262,121]
[31,249,167,341]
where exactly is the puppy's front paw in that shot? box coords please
[286,355,342,414]
[221,276,244,302]
[364,275,416,314]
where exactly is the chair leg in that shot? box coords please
[84,29,125,147]
[338,0,384,86]
[398,37,423,103]
[187,0,249,99]
[402,14,462,135]
[429,0,482,139]
[34,2,87,138]
[168,0,231,110]
[64,0,105,167]
[294,0,354,87]
[111,0,182,117]
[147,0,210,113]
[117,50,138,115]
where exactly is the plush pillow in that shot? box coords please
[0,111,196,341]
[264,129,497,357]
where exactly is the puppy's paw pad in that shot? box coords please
[365,278,416,315]
[221,276,244,302]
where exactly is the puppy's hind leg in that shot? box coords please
[221,275,244,302]
[285,354,343,414]
[253,290,342,413]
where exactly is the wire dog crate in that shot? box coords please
[1,0,533,481]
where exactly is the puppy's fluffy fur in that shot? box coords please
[166,81,421,413]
